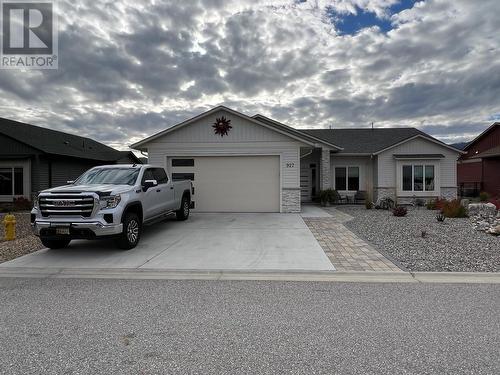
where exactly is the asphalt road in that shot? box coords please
[0,278,498,375]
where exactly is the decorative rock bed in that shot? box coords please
[336,206,499,272]
[0,212,43,263]
[468,203,500,235]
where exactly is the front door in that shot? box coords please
[300,164,317,203]
[300,168,312,202]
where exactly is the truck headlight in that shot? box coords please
[99,194,121,209]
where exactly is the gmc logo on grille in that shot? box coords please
[54,200,75,207]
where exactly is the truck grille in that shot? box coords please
[39,194,96,218]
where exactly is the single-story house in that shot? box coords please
[0,117,141,202]
[132,106,463,213]
[457,122,500,198]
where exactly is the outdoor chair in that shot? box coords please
[332,190,348,204]
[354,191,367,204]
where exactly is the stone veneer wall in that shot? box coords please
[320,149,330,190]
[374,187,396,202]
[440,187,458,200]
[282,188,301,213]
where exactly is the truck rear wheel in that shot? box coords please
[176,196,190,221]
[41,238,71,249]
[115,212,141,250]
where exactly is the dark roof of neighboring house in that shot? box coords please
[300,128,429,154]
[463,122,500,151]
[449,142,469,150]
[0,117,140,162]
[470,145,500,159]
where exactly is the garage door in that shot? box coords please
[169,156,280,212]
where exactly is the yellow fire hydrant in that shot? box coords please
[3,213,16,241]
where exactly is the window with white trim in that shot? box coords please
[334,166,359,191]
[0,167,23,196]
[402,164,435,192]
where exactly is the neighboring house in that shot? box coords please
[457,123,500,198]
[132,106,463,213]
[0,117,141,202]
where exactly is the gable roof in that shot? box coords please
[463,122,499,151]
[131,106,343,150]
[301,128,464,154]
[0,117,140,162]
[251,114,343,150]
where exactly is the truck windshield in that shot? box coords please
[74,168,140,186]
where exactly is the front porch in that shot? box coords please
[299,147,374,204]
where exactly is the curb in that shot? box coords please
[0,268,499,284]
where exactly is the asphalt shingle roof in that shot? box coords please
[471,145,500,159]
[300,128,429,154]
[0,117,136,162]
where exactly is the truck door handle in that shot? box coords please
[170,186,174,190]
[156,189,161,192]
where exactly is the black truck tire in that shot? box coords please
[115,212,141,250]
[176,195,190,221]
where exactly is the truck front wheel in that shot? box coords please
[41,238,71,249]
[115,212,141,250]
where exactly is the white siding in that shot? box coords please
[376,137,460,195]
[158,110,294,143]
[142,109,304,212]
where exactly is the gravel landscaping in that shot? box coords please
[336,206,500,272]
[0,212,43,263]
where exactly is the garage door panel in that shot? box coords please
[170,156,280,213]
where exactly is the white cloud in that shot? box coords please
[0,0,498,148]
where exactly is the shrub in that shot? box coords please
[319,189,337,205]
[436,211,446,222]
[378,197,395,210]
[426,198,447,210]
[13,197,32,211]
[426,199,436,210]
[392,206,407,217]
[435,198,448,211]
[441,199,468,218]
[365,198,373,209]
[479,191,489,202]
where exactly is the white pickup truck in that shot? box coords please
[31,164,192,250]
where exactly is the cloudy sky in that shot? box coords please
[1,0,499,151]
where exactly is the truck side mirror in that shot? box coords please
[142,179,158,191]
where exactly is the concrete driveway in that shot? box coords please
[0,213,334,271]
